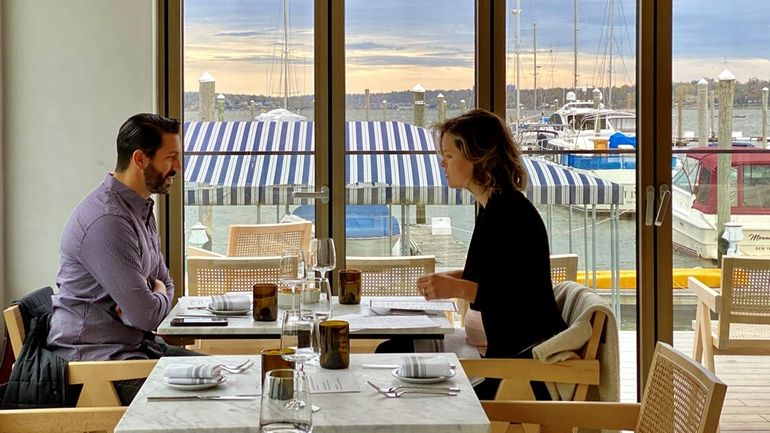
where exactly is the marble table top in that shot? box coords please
[115,353,490,433]
[157,296,455,339]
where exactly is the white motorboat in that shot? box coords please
[672,147,770,260]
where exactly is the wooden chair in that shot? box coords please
[3,304,156,407]
[0,406,125,433]
[690,255,770,373]
[481,342,727,433]
[186,255,281,296]
[226,221,312,257]
[345,255,436,296]
[549,253,579,284]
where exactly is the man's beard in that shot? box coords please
[144,163,175,194]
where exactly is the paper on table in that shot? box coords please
[333,314,437,331]
[369,300,457,313]
[181,296,211,307]
[307,371,360,394]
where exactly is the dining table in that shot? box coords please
[156,296,456,340]
[114,353,490,433]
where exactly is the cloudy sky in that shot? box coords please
[184,0,770,95]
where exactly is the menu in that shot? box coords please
[307,371,360,394]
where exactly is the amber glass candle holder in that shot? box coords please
[338,270,362,305]
[253,283,278,321]
[319,320,350,369]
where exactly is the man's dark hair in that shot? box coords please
[115,113,181,172]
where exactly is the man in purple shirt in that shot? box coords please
[48,113,186,364]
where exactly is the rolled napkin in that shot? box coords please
[164,363,224,385]
[397,355,452,378]
[209,294,251,311]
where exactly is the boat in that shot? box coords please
[672,146,770,259]
[536,92,639,211]
[290,205,401,256]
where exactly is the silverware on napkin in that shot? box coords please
[147,394,259,401]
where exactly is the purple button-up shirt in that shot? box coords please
[48,174,174,360]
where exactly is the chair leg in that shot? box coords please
[692,304,704,363]
[697,303,716,372]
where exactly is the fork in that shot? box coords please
[381,389,458,398]
[366,380,460,393]
[217,359,254,373]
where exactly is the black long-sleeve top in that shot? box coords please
[464,186,567,358]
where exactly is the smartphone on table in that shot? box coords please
[170,317,228,326]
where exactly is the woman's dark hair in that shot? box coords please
[115,113,181,172]
[434,108,526,192]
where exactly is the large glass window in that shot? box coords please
[507,0,638,401]
[182,0,315,260]
[344,1,475,264]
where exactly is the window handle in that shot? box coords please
[645,186,655,226]
[654,185,671,227]
[293,185,329,204]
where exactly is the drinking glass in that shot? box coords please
[280,309,319,372]
[305,277,333,322]
[259,369,312,433]
[308,238,336,281]
[279,248,306,309]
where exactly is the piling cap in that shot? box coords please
[217,93,226,100]
[411,83,426,93]
[717,69,736,81]
[763,87,769,92]
[437,93,444,99]
[199,71,215,82]
[697,78,708,86]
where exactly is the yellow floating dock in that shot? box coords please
[575,268,721,290]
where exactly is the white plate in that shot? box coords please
[165,375,227,391]
[391,368,456,384]
[207,308,251,316]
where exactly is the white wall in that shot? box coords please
[2,0,157,305]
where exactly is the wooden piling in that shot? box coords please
[716,69,735,261]
[365,89,371,121]
[762,87,768,147]
[697,79,708,147]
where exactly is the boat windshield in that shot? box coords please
[742,165,770,208]
[608,116,636,133]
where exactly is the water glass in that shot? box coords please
[279,248,306,309]
[305,277,333,321]
[259,369,312,433]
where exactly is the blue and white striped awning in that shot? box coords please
[524,158,623,205]
[183,120,622,206]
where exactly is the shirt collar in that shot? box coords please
[104,174,154,221]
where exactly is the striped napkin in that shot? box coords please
[163,363,224,385]
[397,355,452,378]
[209,294,251,311]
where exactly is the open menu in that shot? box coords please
[369,299,458,313]
[307,371,360,394]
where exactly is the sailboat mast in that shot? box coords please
[514,0,521,125]
[533,22,537,111]
[607,0,614,108]
[573,0,578,90]
[283,0,289,110]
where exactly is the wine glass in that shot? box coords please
[279,248,306,309]
[259,369,312,433]
[308,238,336,282]
[280,309,319,373]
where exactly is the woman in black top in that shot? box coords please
[417,108,567,399]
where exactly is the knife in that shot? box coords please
[147,394,259,401]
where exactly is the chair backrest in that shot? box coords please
[636,342,727,433]
[227,221,312,257]
[0,407,126,433]
[550,253,579,284]
[718,256,770,342]
[345,255,436,296]
[186,255,282,296]
[3,304,27,359]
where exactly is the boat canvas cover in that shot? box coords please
[183,120,623,206]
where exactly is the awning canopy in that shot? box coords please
[183,120,622,206]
